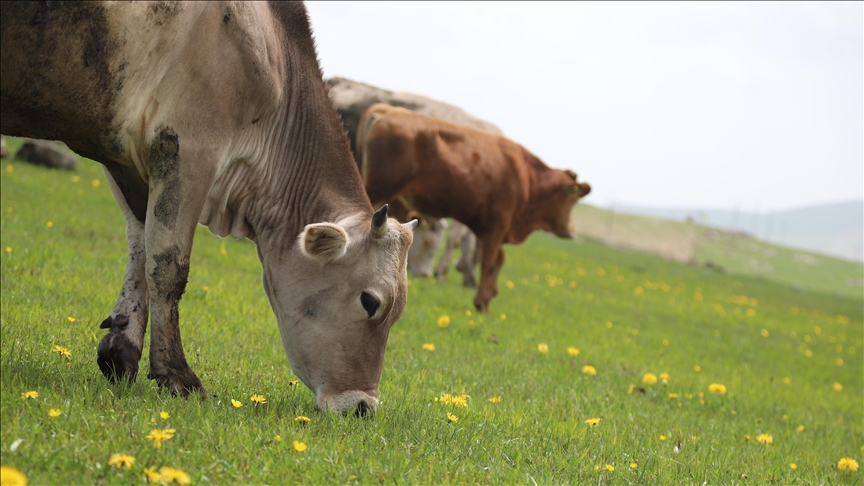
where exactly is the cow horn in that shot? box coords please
[372,204,389,237]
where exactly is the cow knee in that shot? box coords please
[149,246,190,302]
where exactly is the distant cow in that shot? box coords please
[327,77,490,282]
[0,135,7,159]
[1,2,417,414]
[15,139,80,170]
[357,104,591,312]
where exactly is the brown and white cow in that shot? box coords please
[0,2,416,414]
[357,103,591,312]
[326,77,492,283]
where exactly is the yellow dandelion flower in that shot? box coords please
[250,394,267,405]
[837,358,844,366]
[662,339,669,346]
[0,466,27,486]
[660,435,666,441]
[4,247,11,254]
[67,317,76,322]
[594,465,600,471]
[790,463,797,470]
[46,221,53,228]
[294,416,311,424]
[668,393,679,399]
[437,315,450,327]
[289,380,298,386]
[633,286,644,295]
[627,384,635,394]
[48,409,62,418]
[506,281,514,289]
[158,467,190,485]
[744,435,750,441]
[51,345,72,358]
[145,428,175,448]
[838,457,859,472]
[273,435,281,442]
[91,179,101,188]
[630,462,638,469]
[797,425,804,432]
[833,382,843,392]
[108,453,135,469]
[693,365,701,372]
[605,464,614,471]
[756,433,773,445]
[20,391,38,400]
[293,441,307,452]
[450,395,468,408]
[567,346,579,356]
[447,412,458,423]
[5,165,13,173]
[231,399,242,408]
[760,329,769,337]
[422,343,435,351]
[659,372,670,384]
[783,377,791,384]
[708,383,727,395]
[582,365,597,376]
[499,313,507,320]
[585,418,601,426]
[467,319,475,326]
[489,396,502,403]
[605,321,613,328]
[642,373,657,385]
[537,343,548,353]
[160,411,170,421]
[746,309,756,317]
[143,467,162,482]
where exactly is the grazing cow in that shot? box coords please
[326,77,490,282]
[0,2,417,414]
[15,139,80,170]
[357,104,591,312]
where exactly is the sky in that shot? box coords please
[305,2,862,213]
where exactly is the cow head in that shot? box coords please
[508,169,591,244]
[259,205,416,415]
[406,213,448,278]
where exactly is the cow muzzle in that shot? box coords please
[316,390,379,416]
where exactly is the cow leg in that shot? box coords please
[143,129,216,396]
[473,236,505,313]
[97,167,149,382]
[435,228,457,282]
[457,231,478,288]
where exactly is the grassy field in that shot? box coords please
[1,138,862,484]
[572,203,864,299]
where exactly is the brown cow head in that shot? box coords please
[507,169,591,244]
[259,205,417,415]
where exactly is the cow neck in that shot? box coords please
[250,34,372,254]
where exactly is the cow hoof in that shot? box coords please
[147,369,208,398]
[473,299,489,313]
[97,332,141,383]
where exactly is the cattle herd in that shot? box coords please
[0,2,589,414]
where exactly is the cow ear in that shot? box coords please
[299,222,349,263]
[576,182,591,197]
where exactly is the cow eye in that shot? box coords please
[360,291,380,318]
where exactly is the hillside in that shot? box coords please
[572,203,863,299]
[614,202,863,263]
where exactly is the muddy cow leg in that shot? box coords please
[143,126,216,397]
[473,234,505,313]
[97,167,149,382]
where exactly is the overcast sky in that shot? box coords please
[306,2,862,213]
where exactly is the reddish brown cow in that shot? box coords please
[357,103,591,312]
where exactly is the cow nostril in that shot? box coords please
[354,400,373,418]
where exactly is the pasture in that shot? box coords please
[1,138,861,484]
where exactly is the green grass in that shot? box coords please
[2,137,862,484]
